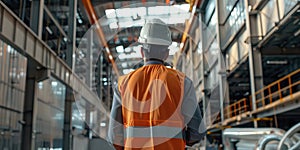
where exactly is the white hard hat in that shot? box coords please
[138,19,172,46]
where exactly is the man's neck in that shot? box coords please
[144,58,164,65]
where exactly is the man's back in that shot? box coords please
[118,64,186,149]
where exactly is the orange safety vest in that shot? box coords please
[118,64,186,150]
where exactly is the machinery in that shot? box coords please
[223,122,300,150]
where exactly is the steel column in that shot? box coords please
[215,0,227,123]
[20,0,26,21]
[63,87,74,150]
[30,0,44,38]
[21,77,37,150]
[244,0,264,128]
[245,0,257,127]
[85,102,92,139]
[67,0,77,68]
[63,0,77,149]
[21,61,48,150]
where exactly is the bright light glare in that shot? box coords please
[133,45,142,52]
[116,45,124,53]
[148,6,170,15]
[119,21,134,28]
[170,5,180,14]
[122,63,127,68]
[123,69,134,74]
[109,22,118,29]
[169,42,179,56]
[105,9,116,18]
[125,47,131,53]
[100,122,106,127]
[106,5,191,29]
[116,8,132,17]
[51,81,58,87]
[118,52,141,60]
[180,4,190,12]
[136,7,147,16]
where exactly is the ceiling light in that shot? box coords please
[238,83,249,86]
[100,122,106,127]
[46,26,53,35]
[179,4,190,12]
[132,45,142,52]
[148,6,170,15]
[266,60,288,65]
[118,52,141,60]
[105,9,116,18]
[169,42,179,56]
[294,28,300,37]
[122,63,127,68]
[78,19,83,24]
[51,81,58,87]
[116,8,132,17]
[116,45,124,53]
[109,22,118,29]
[119,21,134,28]
[136,7,146,16]
[125,47,131,53]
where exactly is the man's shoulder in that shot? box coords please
[118,68,140,84]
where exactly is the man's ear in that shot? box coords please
[163,49,169,60]
[140,47,144,58]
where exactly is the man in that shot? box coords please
[108,18,205,150]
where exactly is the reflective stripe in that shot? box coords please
[125,126,183,139]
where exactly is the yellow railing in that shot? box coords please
[255,69,300,109]
[224,98,250,119]
[210,69,300,125]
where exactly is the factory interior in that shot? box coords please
[0,0,300,149]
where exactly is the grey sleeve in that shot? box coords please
[181,77,206,146]
[107,84,124,146]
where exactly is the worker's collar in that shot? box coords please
[144,58,164,65]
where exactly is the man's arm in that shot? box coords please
[108,85,124,149]
[181,77,206,146]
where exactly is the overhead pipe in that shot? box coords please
[82,0,120,77]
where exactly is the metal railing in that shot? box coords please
[209,69,300,126]
[224,98,250,119]
[255,69,300,109]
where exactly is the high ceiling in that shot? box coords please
[76,0,192,75]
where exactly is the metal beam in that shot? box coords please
[44,6,68,39]
[261,47,300,55]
